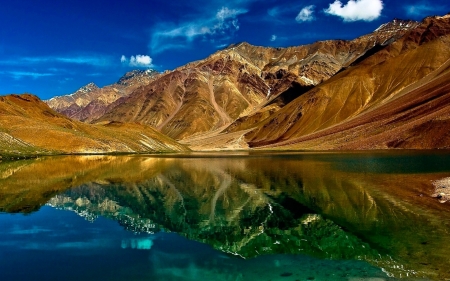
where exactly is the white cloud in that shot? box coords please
[150,6,247,54]
[405,3,446,17]
[325,0,383,22]
[296,5,316,22]
[121,55,153,68]
[270,35,277,41]
[130,55,152,67]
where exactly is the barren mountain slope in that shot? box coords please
[46,70,159,122]
[0,94,188,156]
[96,19,417,141]
[276,56,450,150]
[243,14,450,149]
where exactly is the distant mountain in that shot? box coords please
[92,17,420,144]
[45,69,159,122]
[0,94,188,156]
[43,14,450,151]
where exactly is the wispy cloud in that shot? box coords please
[0,55,113,67]
[59,77,74,84]
[216,43,229,49]
[121,55,153,68]
[267,5,294,21]
[150,6,247,54]
[404,2,447,17]
[267,7,282,18]
[270,34,277,42]
[325,0,383,22]
[296,5,316,22]
[0,71,55,80]
[86,73,102,77]
[267,3,315,25]
[22,55,112,67]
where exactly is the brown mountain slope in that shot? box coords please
[264,55,450,150]
[0,94,188,156]
[45,69,159,122]
[95,19,417,141]
[242,14,450,150]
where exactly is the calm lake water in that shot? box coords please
[1,151,450,281]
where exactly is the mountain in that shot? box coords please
[243,14,450,150]
[43,14,450,151]
[45,69,159,122]
[183,14,450,150]
[84,19,418,143]
[0,94,188,157]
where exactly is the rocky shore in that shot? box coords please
[432,177,450,203]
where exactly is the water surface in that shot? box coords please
[1,151,450,280]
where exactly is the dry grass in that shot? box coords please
[0,94,189,156]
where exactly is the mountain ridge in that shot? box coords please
[45,69,160,122]
[0,93,189,156]
[3,13,450,153]
[243,13,450,149]
[91,16,419,144]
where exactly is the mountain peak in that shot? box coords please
[223,41,252,50]
[117,69,158,85]
[374,18,419,33]
[436,13,450,19]
[77,82,99,94]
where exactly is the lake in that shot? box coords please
[1,151,450,281]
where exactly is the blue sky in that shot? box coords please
[0,0,448,100]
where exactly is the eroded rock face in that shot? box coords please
[93,18,417,143]
[45,70,159,123]
[244,15,450,150]
[44,15,450,150]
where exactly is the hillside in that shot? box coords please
[179,14,450,150]
[243,14,450,150]
[45,69,159,123]
[89,19,418,144]
[29,14,450,151]
[0,94,188,156]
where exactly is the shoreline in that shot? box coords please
[432,177,450,203]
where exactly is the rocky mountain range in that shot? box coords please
[244,14,450,150]
[45,69,159,123]
[1,13,450,154]
[92,18,423,146]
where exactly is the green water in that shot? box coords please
[1,151,450,280]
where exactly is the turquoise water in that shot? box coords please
[1,151,450,280]
[0,207,387,281]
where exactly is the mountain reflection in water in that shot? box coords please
[1,152,450,280]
